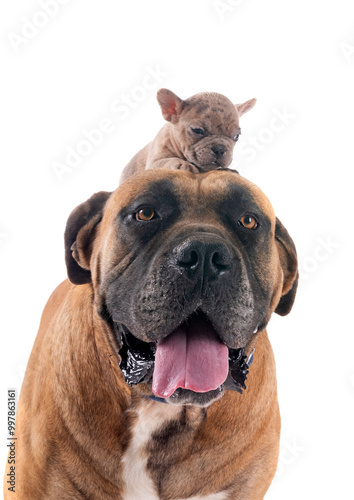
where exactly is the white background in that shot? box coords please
[1,1,354,498]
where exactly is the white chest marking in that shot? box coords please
[121,401,227,500]
[122,401,180,500]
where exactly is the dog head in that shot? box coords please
[65,170,298,407]
[156,88,256,171]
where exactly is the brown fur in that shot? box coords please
[120,89,256,183]
[4,170,297,499]
[145,335,280,500]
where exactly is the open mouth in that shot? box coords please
[115,311,252,404]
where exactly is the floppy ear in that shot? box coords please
[157,88,184,123]
[64,191,111,285]
[274,218,299,316]
[236,98,257,116]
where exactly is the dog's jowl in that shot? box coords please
[4,169,298,500]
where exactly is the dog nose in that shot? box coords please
[175,239,232,281]
[211,145,226,158]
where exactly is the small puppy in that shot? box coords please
[120,88,256,182]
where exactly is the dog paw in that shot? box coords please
[179,162,200,173]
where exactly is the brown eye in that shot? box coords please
[239,215,258,229]
[136,207,156,221]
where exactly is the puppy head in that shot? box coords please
[157,88,256,170]
[64,170,298,406]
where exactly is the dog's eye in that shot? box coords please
[135,207,156,221]
[191,127,205,136]
[233,133,240,142]
[239,215,258,230]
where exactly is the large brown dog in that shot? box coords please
[120,89,256,183]
[4,169,298,500]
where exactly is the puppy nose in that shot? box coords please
[175,239,232,281]
[211,145,226,157]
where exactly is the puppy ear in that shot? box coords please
[274,218,299,316]
[157,88,184,123]
[236,98,257,116]
[64,191,111,285]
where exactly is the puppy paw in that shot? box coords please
[178,162,200,173]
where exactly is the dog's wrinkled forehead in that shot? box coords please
[183,92,240,135]
[103,169,275,227]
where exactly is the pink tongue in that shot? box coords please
[152,315,229,398]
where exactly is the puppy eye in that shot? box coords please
[135,207,157,221]
[239,215,258,230]
[191,127,205,136]
[233,133,240,142]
